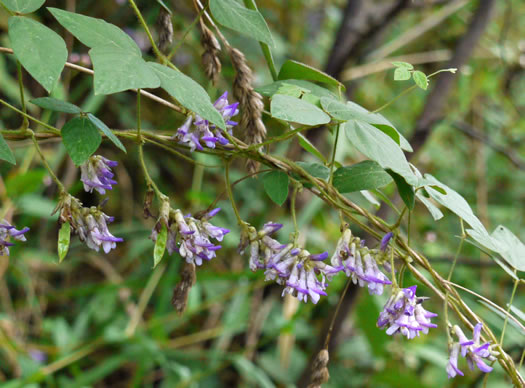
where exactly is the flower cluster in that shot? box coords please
[0,220,29,256]
[241,223,341,304]
[56,194,123,253]
[447,323,497,378]
[80,155,118,195]
[174,91,239,151]
[377,285,438,339]
[331,229,391,295]
[151,207,229,266]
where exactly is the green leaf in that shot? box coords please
[321,97,412,152]
[58,222,71,263]
[412,70,429,90]
[48,8,140,54]
[423,174,486,235]
[296,162,330,180]
[275,83,311,98]
[344,120,417,186]
[87,113,126,153]
[89,46,160,95]
[333,161,392,193]
[209,0,273,46]
[0,132,16,165]
[416,191,443,221]
[8,16,67,93]
[391,61,414,70]
[256,79,338,105]
[278,60,345,91]
[394,67,411,81]
[148,63,226,130]
[61,116,102,165]
[153,224,168,268]
[270,95,330,126]
[30,97,82,114]
[262,171,289,206]
[3,0,45,13]
[388,171,415,210]
[296,133,328,163]
[490,225,525,271]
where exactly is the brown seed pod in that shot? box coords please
[200,24,222,84]
[307,349,330,388]
[156,8,173,53]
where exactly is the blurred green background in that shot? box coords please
[0,0,524,387]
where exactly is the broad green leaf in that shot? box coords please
[9,17,67,93]
[412,70,428,90]
[153,224,168,267]
[278,60,345,91]
[276,83,311,98]
[295,162,330,180]
[345,120,417,186]
[262,171,289,206]
[48,8,140,55]
[30,97,82,114]
[391,61,413,70]
[394,67,411,81]
[333,160,392,193]
[256,79,337,101]
[148,63,226,130]
[388,170,415,210]
[0,132,16,164]
[321,97,412,152]
[209,0,273,46]
[58,222,71,263]
[490,225,525,271]
[296,133,327,163]
[3,0,45,14]
[90,46,160,95]
[87,113,126,153]
[270,95,330,126]
[423,174,487,235]
[61,116,102,165]
[416,191,443,220]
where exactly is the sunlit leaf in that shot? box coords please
[58,222,71,263]
[333,161,392,193]
[271,95,330,126]
[153,224,168,267]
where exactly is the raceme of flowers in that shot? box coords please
[174,91,239,151]
[447,323,498,378]
[55,193,123,253]
[80,155,118,195]
[151,207,229,266]
[0,220,29,256]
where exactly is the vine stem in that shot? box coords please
[499,273,519,346]
[328,124,340,185]
[16,60,29,130]
[323,279,352,349]
[0,98,60,134]
[290,184,300,244]
[224,159,243,226]
[30,130,65,193]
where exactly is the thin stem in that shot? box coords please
[290,184,300,244]
[0,98,60,134]
[224,159,243,226]
[499,274,519,346]
[136,89,142,141]
[390,242,398,288]
[328,124,340,185]
[168,8,206,60]
[16,61,29,130]
[323,279,352,349]
[373,85,417,113]
[30,130,64,193]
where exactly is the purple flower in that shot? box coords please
[0,220,29,256]
[377,285,438,339]
[80,155,118,195]
[380,232,393,251]
[29,349,47,364]
[173,91,239,151]
[57,194,123,253]
[151,207,229,266]
[331,229,390,295]
[447,323,496,378]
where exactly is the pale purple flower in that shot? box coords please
[80,155,118,195]
[0,220,29,256]
[57,194,122,253]
[447,323,496,378]
[29,349,47,364]
[151,207,229,266]
[380,232,394,251]
[377,285,438,339]
[331,229,390,295]
[174,91,239,151]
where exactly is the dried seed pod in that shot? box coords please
[307,349,330,388]
[229,47,266,174]
[156,8,173,53]
[200,24,222,84]
[172,261,197,314]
